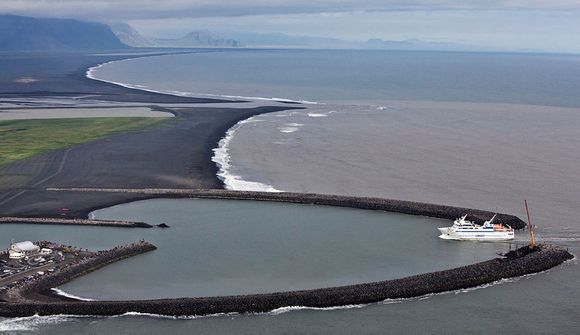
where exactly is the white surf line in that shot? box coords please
[86,54,320,106]
[265,264,569,316]
[85,53,239,102]
[0,314,81,332]
[50,288,95,301]
[211,116,282,192]
[268,304,366,315]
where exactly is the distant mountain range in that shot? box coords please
[222,32,352,49]
[110,26,483,51]
[202,31,493,51]
[0,14,495,52]
[0,15,127,51]
[226,32,496,51]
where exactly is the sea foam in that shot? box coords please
[268,304,366,315]
[0,314,80,332]
[211,117,282,192]
[278,127,299,133]
[307,112,328,118]
[51,288,95,301]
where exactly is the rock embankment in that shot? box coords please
[48,188,528,229]
[0,216,152,228]
[0,244,571,317]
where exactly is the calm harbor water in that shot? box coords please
[2,199,504,300]
[1,199,512,333]
[2,50,579,333]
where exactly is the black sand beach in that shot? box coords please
[0,51,229,102]
[0,51,300,218]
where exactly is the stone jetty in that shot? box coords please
[48,188,528,229]
[0,216,152,228]
[0,244,572,317]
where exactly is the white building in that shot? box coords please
[40,248,53,255]
[9,241,40,259]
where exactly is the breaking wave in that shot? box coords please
[0,314,85,332]
[211,116,282,192]
[51,288,95,301]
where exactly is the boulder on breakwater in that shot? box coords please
[0,244,572,318]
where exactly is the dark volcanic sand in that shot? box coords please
[0,52,300,217]
[0,50,233,103]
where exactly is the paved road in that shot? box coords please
[0,261,60,288]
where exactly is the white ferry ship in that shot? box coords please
[438,214,514,241]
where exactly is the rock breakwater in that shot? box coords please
[0,216,152,228]
[48,188,528,229]
[0,244,571,317]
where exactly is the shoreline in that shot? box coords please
[0,51,303,218]
[212,115,283,192]
[85,53,317,104]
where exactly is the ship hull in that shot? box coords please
[438,227,514,241]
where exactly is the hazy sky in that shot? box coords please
[2,0,580,52]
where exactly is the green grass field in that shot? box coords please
[0,117,167,166]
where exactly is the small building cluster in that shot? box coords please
[8,240,52,259]
[1,240,71,290]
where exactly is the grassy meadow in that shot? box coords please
[0,117,166,165]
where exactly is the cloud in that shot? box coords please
[1,0,579,21]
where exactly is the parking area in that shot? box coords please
[0,241,90,293]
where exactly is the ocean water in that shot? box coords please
[2,50,579,333]
[88,49,580,107]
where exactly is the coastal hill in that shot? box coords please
[153,30,243,48]
[109,23,156,48]
[0,14,127,51]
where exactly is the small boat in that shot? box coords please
[438,214,514,241]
